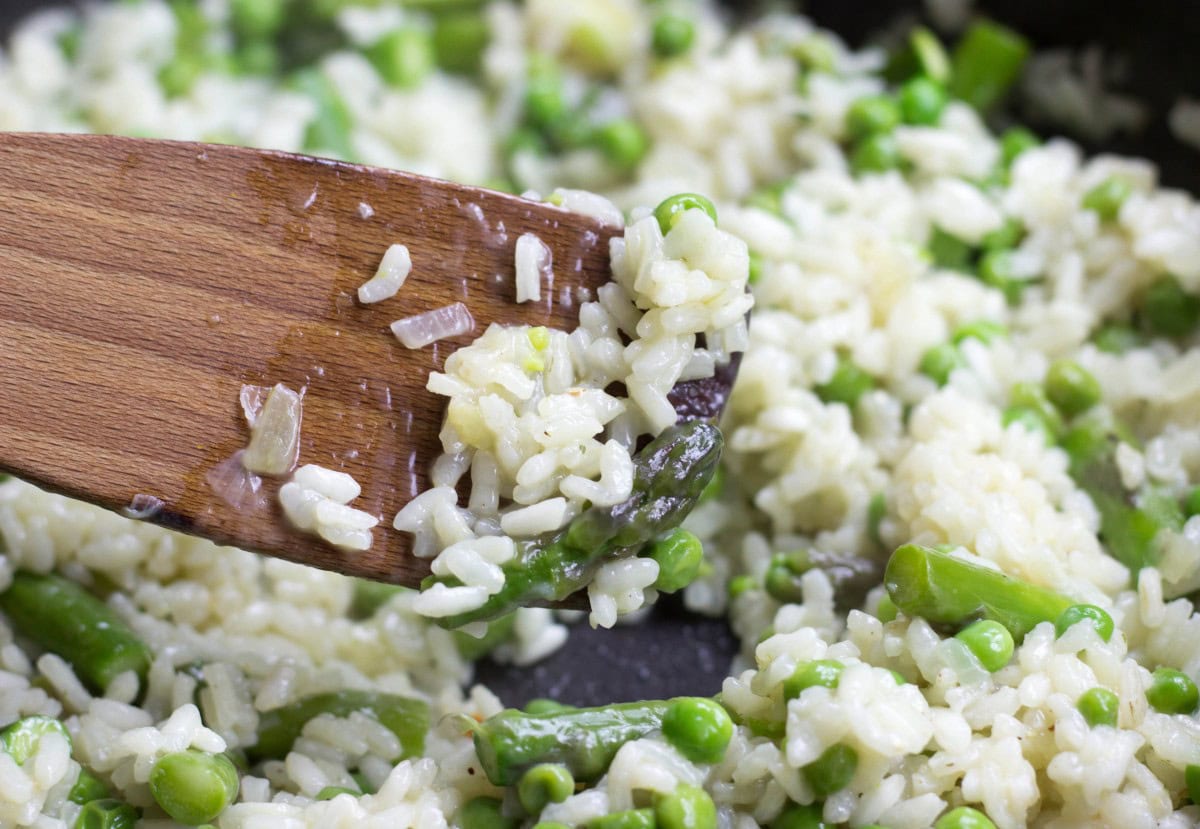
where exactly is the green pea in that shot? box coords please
[1009,380,1064,436]
[815,357,875,407]
[74,798,139,829]
[1185,486,1200,519]
[952,319,1007,345]
[802,743,858,796]
[661,697,734,764]
[764,551,808,603]
[524,56,567,128]
[1000,126,1039,167]
[148,750,239,826]
[919,342,966,386]
[651,14,695,59]
[745,180,788,215]
[1140,275,1200,338]
[1092,323,1143,355]
[748,253,764,285]
[593,119,649,170]
[771,803,828,829]
[1054,604,1114,642]
[234,38,278,75]
[229,0,285,38]
[1186,764,1200,803]
[875,593,898,623]
[533,823,573,829]
[850,132,902,174]
[1001,406,1054,444]
[980,217,1024,251]
[647,528,705,593]
[1081,176,1132,222]
[433,11,489,75]
[935,806,996,829]
[783,659,844,701]
[867,492,887,547]
[728,574,756,599]
[460,797,519,829]
[955,619,1014,672]
[316,786,359,800]
[589,809,657,829]
[899,76,947,125]
[1076,687,1119,727]
[1146,668,1199,715]
[845,95,901,139]
[518,763,575,814]
[158,54,205,98]
[654,784,716,829]
[367,28,434,89]
[69,768,111,805]
[653,193,718,235]
[927,227,973,271]
[1044,359,1102,418]
[977,249,1026,305]
[2,715,71,765]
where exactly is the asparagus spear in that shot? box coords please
[246,690,427,763]
[427,421,723,628]
[0,572,152,694]
[884,544,1072,640]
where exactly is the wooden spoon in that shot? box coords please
[0,133,737,589]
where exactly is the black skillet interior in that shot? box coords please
[0,0,1195,706]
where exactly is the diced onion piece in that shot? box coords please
[242,383,303,476]
[358,243,411,304]
[239,384,268,426]
[390,303,475,349]
[123,493,164,520]
[292,464,361,503]
[514,233,551,303]
[207,450,265,510]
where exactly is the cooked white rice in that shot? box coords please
[1,1,1199,828]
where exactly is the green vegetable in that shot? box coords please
[935,806,996,829]
[802,743,858,796]
[534,823,573,829]
[1146,668,1199,715]
[875,593,898,623]
[518,763,575,814]
[845,95,900,139]
[1009,382,1064,438]
[1076,687,1119,727]
[247,690,428,762]
[884,544,1073,640]
[428,421,722,627]
[291,68,353,159]
[748,253,764,286]
[148,750,239,825]
[594,118,650,170]
[367,27,434,88]
[1186,486,1200,519]
[1044,359,1102,417]
[885,26,950,85]
[647,528,704,593]
[349,579,405,618]
[661,697,733,764]
[850,132,902,174]
[771,803,828,829]
[955,619,1014,672]
[728,574,755,599]
[867,492,887,547]
[74,798,139,829]
[1002,406,1053,443]
[2,715,70,765]
[1187,764,1200,803]
[745,180,788,216]
[951,319,1007,346]
[651,14,695,59]
[1082,176,1132,222]
[159,54,206,98]
[977,249,1027,305]
[69,768,111,805]
[815,358,874,407]
[524,698,576,715]
[1054,604,1114,642]
[460,796,518,829]
[229,0,286,39]
[316,786,359,800]
[453,612,518,661]
[471,699,673,785]
[654,784,716,829]
[764,551,805,603]
[919,342,966,386]
[949,20,1030,112]
[928,227,973,271]
[1140,275,1200,338]
[980,217,1024,251]
[782,659,843,701]
[590,809,657,829]
[899,76,947,125]
[524,54,567,128]
[1092,323,1143,355]
[433,11,489,74]
[0,572,152,694]
[1000,127,1039,167]
[654,193,718,234]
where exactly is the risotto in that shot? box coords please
[0,1,1199,828]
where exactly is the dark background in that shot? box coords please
[2,0,1196,706]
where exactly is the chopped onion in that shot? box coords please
[207,450,265,510]
[391,303,475,349]
[358,243,411,304]
[242,383,303,476]
[239,384,268,426]
[123,493,164,520]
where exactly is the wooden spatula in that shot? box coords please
[0,133,735,588]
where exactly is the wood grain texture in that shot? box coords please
[0,133,623,586]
